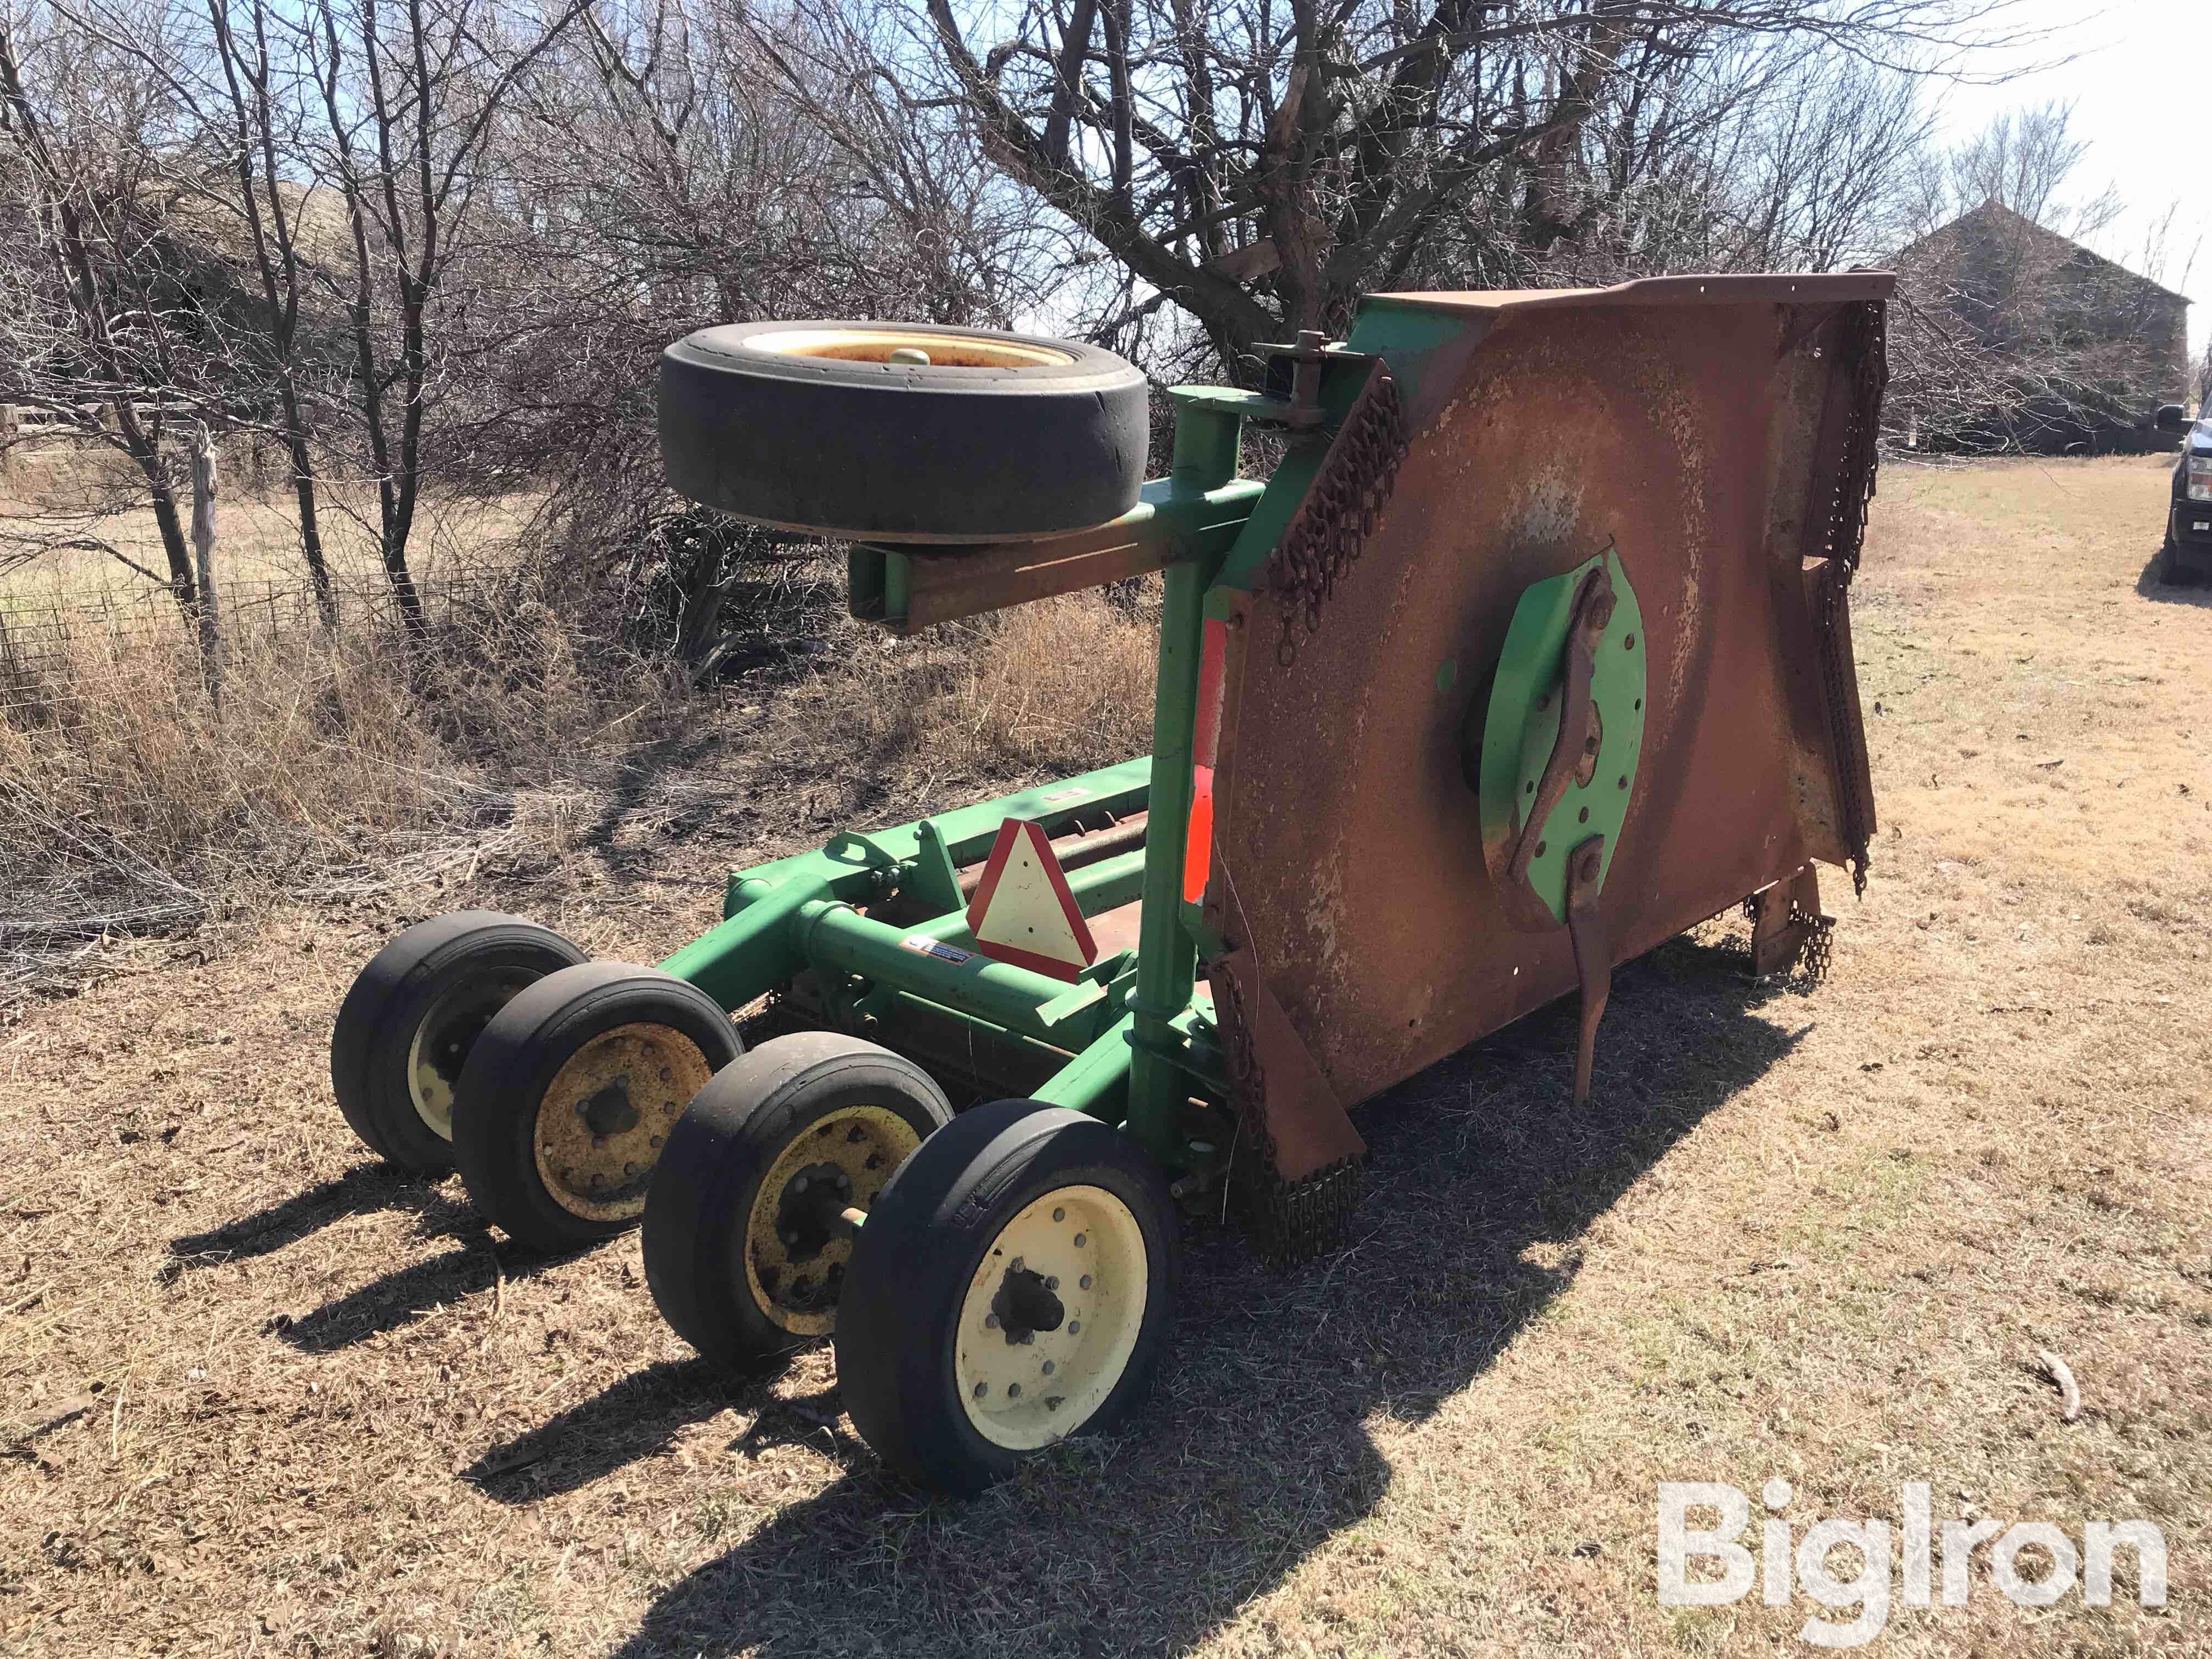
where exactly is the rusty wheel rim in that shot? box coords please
[532,1023,714,1222]
[743,1104,922,1337]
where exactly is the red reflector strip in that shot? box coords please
[1183,765,1214,904]
[1183,616,1228,904]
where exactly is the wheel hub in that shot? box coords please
[990,1267,1064,1342]
[743,1104,923,1337]
[771,1161,854,1262]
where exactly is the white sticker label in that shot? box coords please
[1039,786,1091,803]
[900,935,972,964]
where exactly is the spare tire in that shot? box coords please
[658,321,1148,544]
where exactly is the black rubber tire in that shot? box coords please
[658,320,1148,543]
[834,1100,1180,1496]
[450,962,744,1252]
[330,912,586,1174]
[643,1032,954,1372]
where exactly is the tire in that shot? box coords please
[658,321,1148,543]
[835,1100,1179,1496]
[450,962,744,1252]
[330,912,586,1173]
[643,1033,953,1371]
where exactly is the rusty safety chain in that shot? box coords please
[1734,895,1833,988]
[1816,298,1888,895]
[1204,960,1364,1265]
[1263,363,1409,667]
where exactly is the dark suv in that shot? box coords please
[2155,402,2212,583]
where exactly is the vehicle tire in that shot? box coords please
[450,962,743,1252]
[330,912,586,1174]
[658,321,1148,544]
[643,1033,953,1371]
[834,1100,1179,1496]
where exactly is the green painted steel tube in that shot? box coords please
[1121,555,1206,1163]
[658,875,826,1009]
[1035,1012,1136,1121]
[791,899,1095,1043]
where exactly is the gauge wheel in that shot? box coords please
[330,912,587,1173]
[450,962,743,1251]
[643,1032,953,1371]
[658,320,1148,543]
[834,1100,1179,1495]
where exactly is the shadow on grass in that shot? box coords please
[2135,542,2212,606]
[274,1233,590,1353]
[577,928,1809,1658]
[460,1364,852,1500]
[167,1162,477,1271]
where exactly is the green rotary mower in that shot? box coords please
[328,279,1890,1492]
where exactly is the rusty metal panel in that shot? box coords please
[1201,275,1892,1111]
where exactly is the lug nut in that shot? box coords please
[1052,1207,1065,1223]
[1041,1361,1054,1376]
[793,1176,809,1193]
[1045,1276,1058,1290]
[1009,1257,1024,1272]
[985,1312,999,1329]
[1068,1320,1080,1334]
[974,1381,988,1398]
[1007,1384,1021,1398]
[1079,1275,1091,1290]
[1073,1234,1086,1248]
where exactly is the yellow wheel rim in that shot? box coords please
[743,1104,924,1337]
[741,326,1075,370]
[955,1184,1147,1451]
[533,1023,715,1222]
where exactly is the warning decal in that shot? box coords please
[899,935,972,964]
[964,818,1098,983]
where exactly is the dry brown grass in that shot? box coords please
[2,458,2208,1657]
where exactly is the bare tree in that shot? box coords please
[0,0,205,608]
[304,0,593,636]
[849,0,2034,374]
[204,0,338,624]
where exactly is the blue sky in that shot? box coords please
[1936,0,2207,356]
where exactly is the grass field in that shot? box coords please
[2,456,2207,1656]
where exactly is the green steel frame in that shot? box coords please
[652,346,1409,1178]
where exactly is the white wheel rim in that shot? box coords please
[955,1184,1147,1451]
[404,971,534,1139]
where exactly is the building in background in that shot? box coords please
[1891,200,2190,453]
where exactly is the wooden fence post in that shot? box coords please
[190,424,224,715]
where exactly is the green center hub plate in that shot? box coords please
[1473,546,1646,927]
